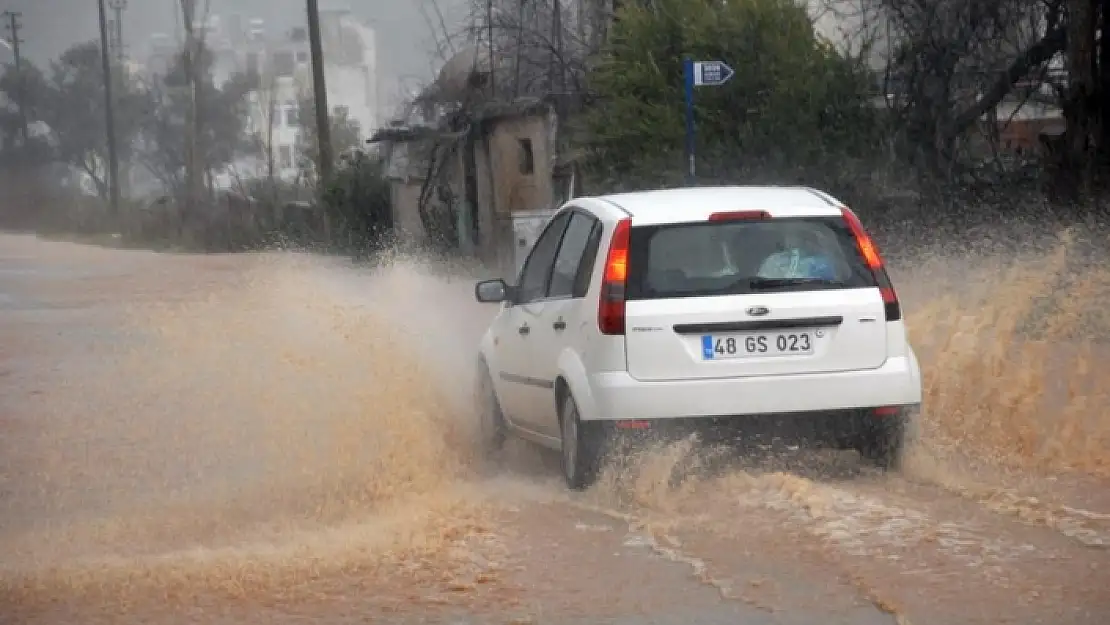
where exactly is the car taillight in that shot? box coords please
[840,207,901,321]
[598,217,631,335]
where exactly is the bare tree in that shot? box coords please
[815,0,1068,178]
[419,0,459,68]
[1062,0,1097,190]
[478,0,607,99]
[416,0,612,104]
[252,72,282,185]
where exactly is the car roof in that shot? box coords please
[592,186,845,226]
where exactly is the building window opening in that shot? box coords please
[284,102,299,127]
[272,50,295,77]
[518,138,535,175]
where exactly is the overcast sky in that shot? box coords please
[0,0,471,108]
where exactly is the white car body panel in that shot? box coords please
[624,288,889,381]
[586,352,921,422]
[476,186,923,450]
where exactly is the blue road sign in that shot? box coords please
[683,59,735,186]
[692,61,735,87]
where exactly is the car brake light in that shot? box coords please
[598,217,631,335]
[708,210,771,221]
[840,207,901,321]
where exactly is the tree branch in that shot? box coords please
[419,2,454,66]
[78,153,107,198]
[950,25,1066,135]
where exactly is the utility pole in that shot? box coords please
[486,0,495,98]
[180,0,200,212]
[2,11,28,146]
[109,0,129,200]
[306,0,332,189]
[109,0,128,65]
[96,0,121,215]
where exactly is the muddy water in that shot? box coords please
[1,243,492,588]
[1,232,1108,624]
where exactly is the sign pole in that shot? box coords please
[682,59,734,188]
[683,58,696,186]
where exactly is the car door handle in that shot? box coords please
[518,324,530,335]
[552,319,567,331]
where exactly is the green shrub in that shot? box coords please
[321,151,393,255]
[580,0,879,185]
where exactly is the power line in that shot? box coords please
[2,10,28,146]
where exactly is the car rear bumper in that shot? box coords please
[587,407,914,450]
[585,355,921,422]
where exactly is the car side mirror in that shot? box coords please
[475,278,511,304]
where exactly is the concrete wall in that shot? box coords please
[481,113,556,216]
[473,134,500,268]
[387,137,467,250]
[327,64,377,138]
[323,15,379,135]
[472,111,557,271]
[390,180,427,242]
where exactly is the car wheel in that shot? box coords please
[857,415,905,471]
[474,364,507,458]
[559,390,603,490]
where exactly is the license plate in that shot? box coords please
[701,331,815,359]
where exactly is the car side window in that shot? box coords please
[547,213,599,299]
[571,221,603,298]
[516,212,571,303]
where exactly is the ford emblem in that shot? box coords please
[746,306,770,316]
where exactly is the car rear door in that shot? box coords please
[622,214,890,382]
[492,211,571,429]
[527,211,604,437]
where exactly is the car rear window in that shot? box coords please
[625,216,878,300]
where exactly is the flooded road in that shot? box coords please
[1,232,1107,624]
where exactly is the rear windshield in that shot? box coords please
[626,216,877,300]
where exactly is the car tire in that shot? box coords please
[558,390,603,491]
[857,415,905,471]
[474,364,507,459]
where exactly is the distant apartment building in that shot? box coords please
[144,6,379,186]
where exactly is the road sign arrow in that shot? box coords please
[693,61,735,87]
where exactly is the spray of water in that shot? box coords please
[0,250,505,617]
[576,227,1110,554]
[903,231,1110,478]
[1,229,1108,620]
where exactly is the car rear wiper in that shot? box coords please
[748,277,847,290]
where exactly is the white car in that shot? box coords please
[473,186,922,489]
